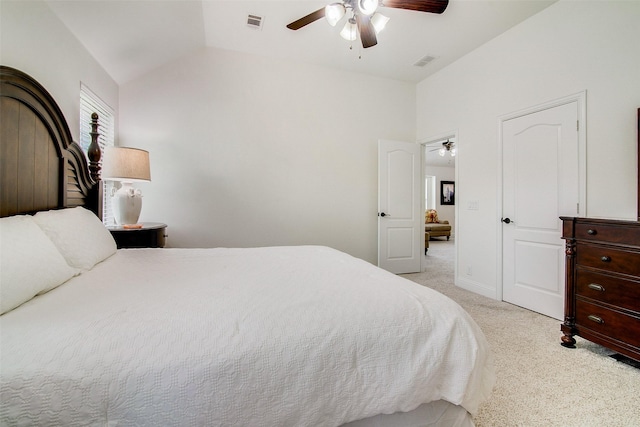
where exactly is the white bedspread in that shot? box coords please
[1,246,494,426]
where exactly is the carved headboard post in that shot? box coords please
[87,112,104,220]
[88,112,101,182]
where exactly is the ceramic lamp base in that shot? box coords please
[112,182,143,225]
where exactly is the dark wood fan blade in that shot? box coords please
[286,8,326,30]
[356,14,377,48]
[381,0,449,14]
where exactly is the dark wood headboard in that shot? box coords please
[0,66,102,218]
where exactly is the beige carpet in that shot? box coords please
[402,239,640,427]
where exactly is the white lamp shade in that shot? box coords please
[371,13,389,34]
[102,146,151,182]
[340,19,357,41]
[357,0,378,15]
[325,3,346,26]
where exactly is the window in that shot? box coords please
[79,83,115,225]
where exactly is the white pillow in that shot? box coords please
[33,207,117,271]
[0,215,79,314]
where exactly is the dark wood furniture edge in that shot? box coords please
[108,223,167,249]
[1,66,101,218]
[574,327,640,363]
[560,216,577,347]
[560,217,640,363]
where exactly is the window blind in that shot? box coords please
[80,83,115,226]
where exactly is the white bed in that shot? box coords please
[0,66,494,426]
[1,236,494,426]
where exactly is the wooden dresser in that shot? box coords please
[560,217,640,362]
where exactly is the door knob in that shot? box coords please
[501,217,513,224]
[379,212,390,217]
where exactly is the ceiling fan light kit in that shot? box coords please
[438,147,456,157]
[287,0,448,49]
[436,140,456,157]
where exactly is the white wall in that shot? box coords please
[417,0,640,298]
[0,1,118,142]
[119,47,415,263]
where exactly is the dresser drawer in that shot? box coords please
[575,300,640,348]
[576,268,640,313]
[575,222,640,246]
[576,243,640,277]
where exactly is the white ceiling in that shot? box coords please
[46,0,557,86]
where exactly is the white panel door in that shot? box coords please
[502,101,579,320]
[378,140,421,274]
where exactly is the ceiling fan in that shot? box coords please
[429,140,456,157]
[286,0,449,49]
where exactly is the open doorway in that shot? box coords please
[421,133,457,270]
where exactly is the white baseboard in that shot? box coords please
[455,276,498,300]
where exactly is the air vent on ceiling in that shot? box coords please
[413,55,436,67]
[247,14,264,30]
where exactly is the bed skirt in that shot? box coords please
[343,400,473,427]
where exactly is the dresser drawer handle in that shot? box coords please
[587,229,597,235]
[587,283,605,292]
[587,315,604,324]
[600,256,611,263]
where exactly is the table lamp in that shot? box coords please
[102,146,151,226]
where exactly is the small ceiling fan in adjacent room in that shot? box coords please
[429,140,456,157]
[286,0,449,49]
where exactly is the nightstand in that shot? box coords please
[108,222,167,249]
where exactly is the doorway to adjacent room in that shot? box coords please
[421,133,457,272]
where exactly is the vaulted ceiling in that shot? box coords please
[46,0,557,85]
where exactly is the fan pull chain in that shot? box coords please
[348,42,363,60]
[347,42,362,60]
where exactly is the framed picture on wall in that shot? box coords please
[441,181,455,205]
